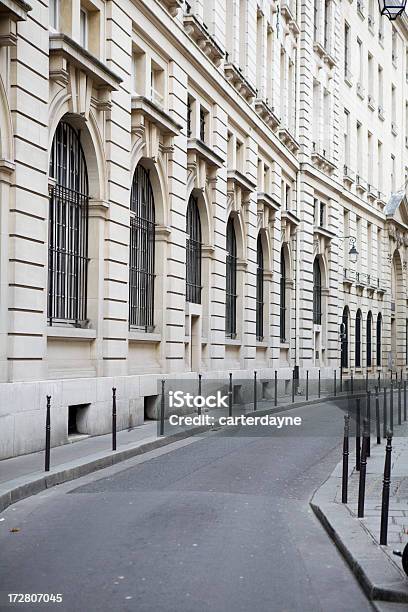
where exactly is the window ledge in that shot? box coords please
[280,342,290,349]
[0,0,31,46]
[129,330,161,343]
[225,337,241,346]
[47,326,96,341]
[49,33,122,92]
[187,138,224,168]
[132,95,182,137]
[256,340,268,348]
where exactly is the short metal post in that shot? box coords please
[340,367,343,393]
[229,373,233,417]
[292,369,295,403]
[378,371,381,391]
[404,380,407,421]
[274,370,277,406]
[357,418,368,518]
[366,370,369,392]
[306,370,309,401]
[159,380,165,436]
[375,386,381,444]
[198,374,202,416]
[334,370,337,397]
[112,387,117,450]
[398,382,402,426]
[383,386,387,439]
[380,432,393,546]
[351,371,354,395]
[318,369,321,398]
[253,371,257,411]
[45,395,51,472]
[366,390,371,458]
[356,397,361,471]
[390,381,394,432]
[342,414,350,503]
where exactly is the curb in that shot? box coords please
[0,393,341,515]
[310,470,408,603]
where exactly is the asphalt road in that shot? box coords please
[0,401,375,612]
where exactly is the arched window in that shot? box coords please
[367,311,372,368]
[226,217,237,338]
[377,313,382,366]
[355,309,362,368]
[313,258,322,325]
[256,235,264,341]
[129,164,155,330]
[186,195,202,304]
[48,121,89,324]
[280,247,287,342]
[341,306,349,368]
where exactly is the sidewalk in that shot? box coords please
[311,414,408,604]
[0,390,325,514]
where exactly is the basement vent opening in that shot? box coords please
[68,404,90,436]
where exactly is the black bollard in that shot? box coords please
[366,390,371,458]
[356,397,361,471]
[351,371,354,395]
[334,370,337,397]
[366,370,368,392]
[380,432,393,545]
[274,370,277,406]
[253,371,257,411]
[375,386,381,444]
[383,386,387,439]
[198,373,202,416]
[45,395,51,472]
[398,382,402,426]
[378,371,381,391]
[358,417,369,518]
[229,372,233,417]
[159,380,165,436]
[390,382,394,432]
[342,414,350,503]
[318,369,321,398]
[112,387,117,450]
[306,370,309,401]
[292,369,295,403]
[340,367,343,393]
[404,380,407,421]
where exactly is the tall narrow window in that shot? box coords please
[344,109,350,169]
[367,311,372,367]
[344,22,350,78]
[226,217,237,338]
[355,309,362,367]
[129,165,155,330]
[80,8,88,49]
[186,195,202,304]
[376,313,382,366]
[324,0,330,50]
[313,258,322,325]
[341,307,349,368]
[50,0,59,30]
[48,122,89,325]
[256,235,264,341]
[280,247,287,342]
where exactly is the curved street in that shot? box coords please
[0,402,375,612]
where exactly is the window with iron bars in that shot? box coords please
[200,107,206,142]
[226,217,237,338]
[355,309,362,367]
[376,312,382,366]
[129,165,155,331]
[367,311,372,367]
[48,121,89,326]
[256,235,264,341]
[280,247,286,342]
[186,195,202,304]
[341,307,349,368]
[187,96,192,138]
[313,258,322,325]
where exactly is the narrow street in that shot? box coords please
[0,402,374,612]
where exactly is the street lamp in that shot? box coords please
[348,239,358,264]
[378,0,407,20]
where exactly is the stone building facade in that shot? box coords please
[0,0,407,458]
